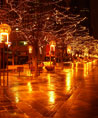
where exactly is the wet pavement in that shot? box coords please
[0,60,98,118]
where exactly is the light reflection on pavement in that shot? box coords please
[0,60,98,118]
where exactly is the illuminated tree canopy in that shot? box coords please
[0,0,97,57]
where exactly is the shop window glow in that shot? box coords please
[0,24,11,44]
[0,33,8,43]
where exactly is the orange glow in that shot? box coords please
[43,61,53,66]
[67,45,71,54]
[0,33,8,43]
[66,72,71,92]
[27,82,33,93]
[63,68,70,73]
[49,40,56,45]
[84,63,86,77]
[93,60,96,64]
[12,87,19,103]
[47,74,51,85]
[48,91,55,104]
[29,46,33,53]
[50,44,55,52]
[63,69,72,92]
[75,62,78,73]
[72,63,74,69]
[84,61,93,76]
[67,48,71,54]
[25,70,32,76]
[7,42,11,47]
[0,24,11,33]
[47,74,54,89]
[88,62,92,71]
[49,41,56,56]
[50,44,56,56]
[0,24,11,43]
[15,93,19,103]
[24,65,32,76]
[83,62,92,77]
[47,74,55,104]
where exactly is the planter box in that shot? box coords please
[38,66,43,71]
[30,66,43,71]
[45,66,55,71]
[63,62,72,66]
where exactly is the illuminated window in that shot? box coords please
[0,33,8,43]
[19,41,28,46]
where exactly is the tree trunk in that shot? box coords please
[33,56,38,72]
[12,51,15,65]
[32,39,39,76]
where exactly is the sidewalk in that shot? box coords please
[0,61,98,118]
[54,61,98,118]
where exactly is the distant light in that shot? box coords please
[16,28,19,31]
[47,17,50,20]
[65,7,70,11]
[5,41,11,45]
[24,41,28,45]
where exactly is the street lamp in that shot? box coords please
[67,45,71,54]
[28,45,33,54]
[49,41,56,65]
[28,45,33,70]
[0,24,11,43]
[0,24,11,86]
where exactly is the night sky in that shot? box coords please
[65,0,98,39]
[90,0,98,39]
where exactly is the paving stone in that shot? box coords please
[0,60,98,117]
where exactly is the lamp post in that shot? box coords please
[67,45,72,62]
[49,41,56,66]
[28,45,33,54]
[0,24,11,86]
[28,45,33,69]
[67,45,71,54]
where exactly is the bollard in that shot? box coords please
[17,67,24,76]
